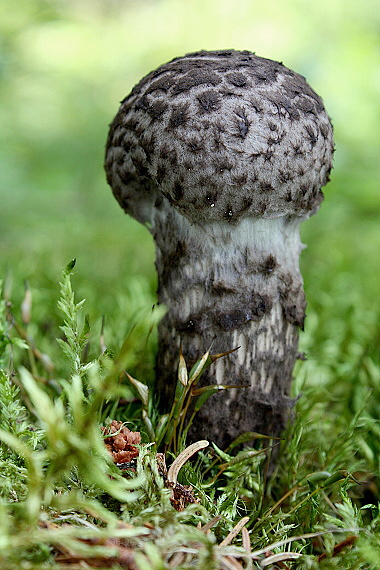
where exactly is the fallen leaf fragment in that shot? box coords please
[260,551,302,566]
[219,517,250,547]
[167,440,209,486]
[166,440,209,511]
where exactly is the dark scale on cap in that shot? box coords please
[261,182,274,193]
[234,108,250,138]
[214,157,234,173]
[171,69,222,95]
[197,90,221,112]
[169,104,189,128]
[233,173,248,185]
[204,192,218,206]
[237,197,253,215]
[262,151,274,162]
[305,125,318,147]
[173,182,184,201]
[148,99,168,119]
[105,49,334,225]
[226,72,248,87]
[187,137,204,153]
[224,208,234,220]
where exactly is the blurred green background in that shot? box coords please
[0,0,379,348]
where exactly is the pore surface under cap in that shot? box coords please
[105,50,334,224]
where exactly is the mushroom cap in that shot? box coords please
[105,49,334,224]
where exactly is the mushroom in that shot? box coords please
[105,49,334,447]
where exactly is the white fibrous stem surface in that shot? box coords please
[153,200,306,445]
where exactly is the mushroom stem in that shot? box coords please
[153,197,306,446]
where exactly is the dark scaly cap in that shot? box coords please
[105,49,334,224]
